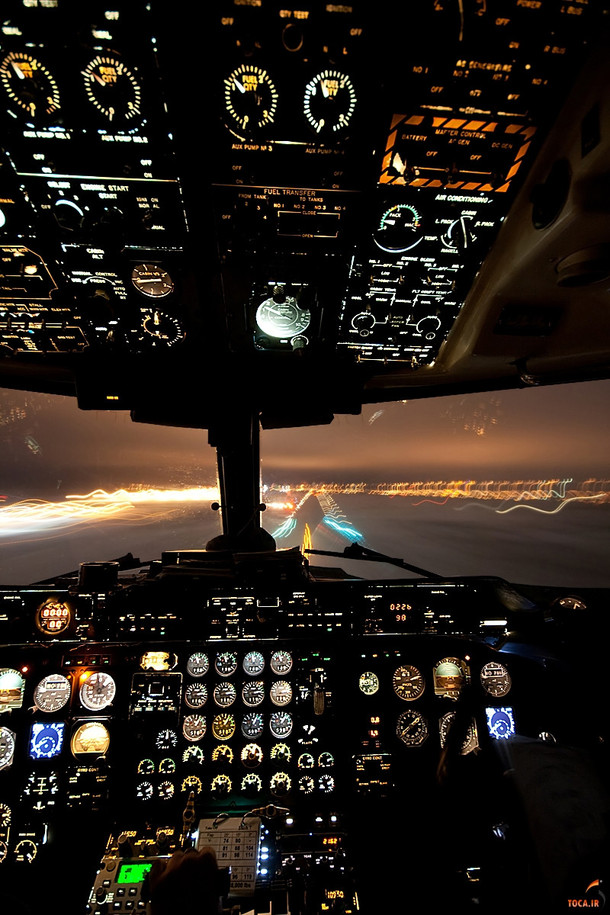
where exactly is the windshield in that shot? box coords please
[1,379,609,587]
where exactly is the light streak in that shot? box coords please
[271,517,297,539]
[495,493,606,515]
[65,486,219,504]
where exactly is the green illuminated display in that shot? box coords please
[117,861,153,884]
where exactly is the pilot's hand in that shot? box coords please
[149,846,219,914]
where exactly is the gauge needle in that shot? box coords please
[11,61,26,79]
[234,78,246,93]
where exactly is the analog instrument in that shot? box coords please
[256,293,311,339]
[183,714,206,742]
[243,651,265,676]
[158,781,175,800]
[159,757,176,774]
[0,840,7,864]
[0,803,10,827]
[136,781,153,800]
[224,64,278,136]
[297,753,315,769]
[318,751,334,768]
[270,680,292,707]
[393,665,425,701]
[299,775,315,794]
[439,711,479,755]
[132,264,174,298]
[359,671,380,695]
[213,682,236,708]
[184,682,208,709]
[212,744,233,764]
[270,772,291,795]
[215,652,238,677]
[15,839,37,864]
[396,710,428,747]
[182,745,204,765]
[271,743,291,763]
[79,671,116,711]
[242,680,265,707]
[70,721,110,756]
[0,726,16,770]
[303,69,357,135]
[182,775,202,794]
[433,657,469,699]
[241,712,264,740]
[480,661,511,698]
[0,52,61,120]
[270,650,293,676]
[241,773,262,793]
[35,599,71,635]
[0,668,25,711]
[270,710,293,738]
[241,743,263,768]
[211,774,232,795]
[82,54,142,124]
[156,729,178,751]
[374,204,424,254]
[28,722,65,759]
[212,713,236,740]
[138,758,154,775]
[187,653,209,678]
[141,310,183,345]
[319,774,335,793]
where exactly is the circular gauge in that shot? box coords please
[0,727,16,770]
[211,774,232,795]
[270,711,292,739]
[215,652,238,678]
[0,840,8,864]
[156,729,178,751]
[270,681,293,707]
[318,751,334,768]
[138,758,155,775]
[158,781,175,800]
[241,773,262,793]
[439,711,479,755]
[270,772,291,796]
[0,52,61,120]
[141,311,183,345]
[393,665,425,701]
[182,775,203,795]
[297,753,315,769]
[242,680,265,707]
[299,775,315,794]
[319,774,335,793]
[35,598,71,635]
[243,651,265,676]
[185,682,208,709]
[212,713,236,741]
[359,672,380,696]
[82,54,142,124]
[70,721,110,757]
[132,264,174,298]
[29,722,65,759]
[0,803,10,827]
[303,69,357,135]
[554,595,587,611]
[396,710,428,747]
[0,668,25,710]
[241,712,264,740]
[271,650,293,676]
[213,682,237,708]
[441,215,476,251]
[480,662,512,698]
[136,781,153,800]
[182,745,204,765]
[159,757,176,774]
[256,294,311,339]
[183,714,206,742]
[374,204,424,254]
[433,658,469,699]
[212,744,234,764]
[187,652,209,678]
[79,671,116,711]
[271,743,291,763]
[352,313,376,337]
[224,64,278,136]
[241,743,263,768]
[15,839,37,864]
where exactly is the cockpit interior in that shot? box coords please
[1,1,609,912]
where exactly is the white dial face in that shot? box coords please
[34,674,71,713]
[0,727,16,770]
[186,653,209,677]
[270,680,293,707]
[79,671,116,711]
[256,297,310,338]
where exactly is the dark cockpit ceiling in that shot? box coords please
[0,0,609,431]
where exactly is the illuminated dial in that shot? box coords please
[70,721,110,756]
[480,662,511,698]
[0,727,16,770]
[393,665,425,701]
[256,293,311,339]
[187,653,209,678]
[212,744,234,764]
[212,713,236,740]
[241,773,262,793]
[374,204,424,254]
[182,775,202,795]
[141,310,183,345]
[270,711,292,739]
[29,722,65,759]
[243,651,265,676]
[486,707,515,740]
[158,780,175,800]
[182,745,204,765]
[242,680,265,707]
[0,51,61,120]
[138,758,155,775]
[271,743,291,763]
[299,775,315,794]
[0,803,10,827]
[132,264,174,298]
[433,658,469,699]
[270,680,292,707]
[15,839,37,864]
[156,729,178,751]
[241,712,264,740]
[211,774,232,795]
[303,69,357,135]
[215,652,238,677]
[241,743,263,768]
[270,772,291,795]
[183,714,206,742]
[184,682,208,709]
[396,710,428,747]
[0,668,25,711]
[318,751,334,768]
[136,781,153,800]
[439,711,479,755]
[319,774,335,793]
[297,753,315,769]
[159,757,176,774]
[82,54,142,124]
[359,671,380,695]
[270,650,293,676]
[441,215,477,251]
[0,840,7,864]
[213,682,237,708]
[35,599,71,635]
[79,671,116,711]
[224,64,278,137]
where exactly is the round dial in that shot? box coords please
[213,682,236,708]
[0,803,10,827]
[15,839,37,864]
[242,680,265,707]
[303,69,357,135]
[182,775,202,795]
[212,744,234,764]
[374,204,424,254]
[141,311,183,345]
[241,743,263,768]
[158,780,175,800]
[159,757,176,774]
[70,721,110,756]
[480,662,511,698]
[256,295,310,339]
[241,773,262,793]
[183,714,206,742]
[212,713,236,740]
[82,54,142,124]
[396,710,428,747]
[393,665,425,701]
[183,745,204,765]
[318,751,334,768]
[433,658,469,699]
[79,671,116,711]
[297,753,315,769]
[243,651,265,676]
[271,743,291,763]
[319,774,335,793]
[136,781,153,800]
[187,653,209,678]
[0,727,16,770]
[0,52,61,120]
[224,64,278,137]
[184,682,208,709]
[138,758,154,775]
[270,680,292,707]
[439,711,479,755]
[241,712,264,740]
[270,772,291,795]
[270,711,293,739]
[156,729,178,751]
[271,650,293,676]
[299,775,315,794]
[132,264,174,298]
[215,652,238,677]
[35,598,71,635]
[211,774,232,795]
[359,671,380,695]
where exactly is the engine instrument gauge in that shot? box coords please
[182,775,202,794]
[138,758,154,775]
[270,711,293,739]
[159,757,176,774]
[211,774,232,795]
[0,51,61,120]
[79,671,116,711]
[298,753,315,769]
[303,69,357,135]
[396,710,428,747]
[187,653,209,678]
[393,665,425,701]
[212,713,236,740]
[270,772,291,795]
[0,802,10,827]
[132,265,174,298]
[212,744,233,764]
[82,54,142,124]
[241,773,262,793]
[70,721,110,757]
[242,680,265,707]
[0,726,16,770]
[256,294,311,339]
[241,744,263,768]
[15,838,37,864]
[271,743,291,763]
[136,781,153,800]
[184,682,208,709]
[215,652,238,677]
[374,204,424,254]
[158,780,175,800]
[183,745,204,765]
[241,712,264,740]
[318,751,335,768]
[270,680,293,706]
[439,712,479,755]
[359,671,380,695]
[224,64,278,137]
[480,662,511,698]
[156,729,178,751]
[213,682,236,708]
[183,714,206,742]
[243,651,265,676]
[270,650,293,676]
[319,774,335,793]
